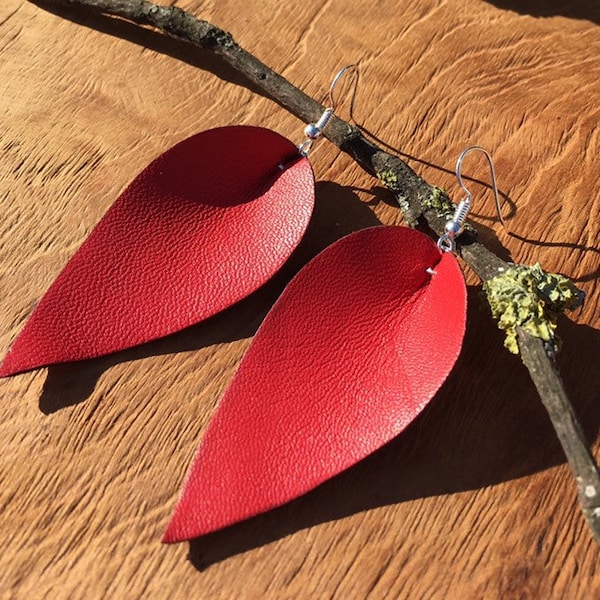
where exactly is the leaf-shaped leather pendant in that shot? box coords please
[163,226,467,542]
[0,126,314,376]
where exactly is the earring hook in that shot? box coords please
[456,146,506,228]
[438,146,506,253]
[298,64,359,157]
[324,63,359,123]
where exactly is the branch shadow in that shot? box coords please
[38,181,382,413]
[186,287,600,570]
[484,1,600,24]
[29,0,270,100]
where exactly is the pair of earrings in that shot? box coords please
[0,66,502,543]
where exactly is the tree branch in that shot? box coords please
[32,0,600,544]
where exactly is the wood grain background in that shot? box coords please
[1,1,599,598]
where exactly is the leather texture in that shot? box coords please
[163,226,467,543]
[0,126,314,376]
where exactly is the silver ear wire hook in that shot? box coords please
[298,64,359,157]
[438,146,505,253]
[325,63,359,123]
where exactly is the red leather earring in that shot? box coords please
[0,67,356,378]
[163,146,503,543]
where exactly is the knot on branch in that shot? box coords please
[155,5,189,34]
[484,264,585,354]
[151,5,233,49]
[202,24,235,49]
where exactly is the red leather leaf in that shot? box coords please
[163,226,466,542]
[0,126,314,377]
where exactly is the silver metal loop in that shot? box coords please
[298,139,314,157]
[297,64,359,156]
[437,145,504,252]
[456,146,505,227]
[437,233,456,253]
[325,64,359,122]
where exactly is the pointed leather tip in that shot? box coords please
[0,343,39,378]
[0,355,19,378]
[162,492,199,543]
[162,490,224,543]
[161,530,177,544]
[162,513,187,544]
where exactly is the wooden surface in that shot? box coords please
[1,1,600,598]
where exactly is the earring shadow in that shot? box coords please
[186,286,600,569]
[38,181,382,413]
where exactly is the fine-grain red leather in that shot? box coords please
[0,126,314,377]
[163,226,467,543]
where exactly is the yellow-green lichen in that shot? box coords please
[377,169,400,191]
[422,186,475,233]
[377,169,411,217]
[422,186,455,221]
[483,264,585,354]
